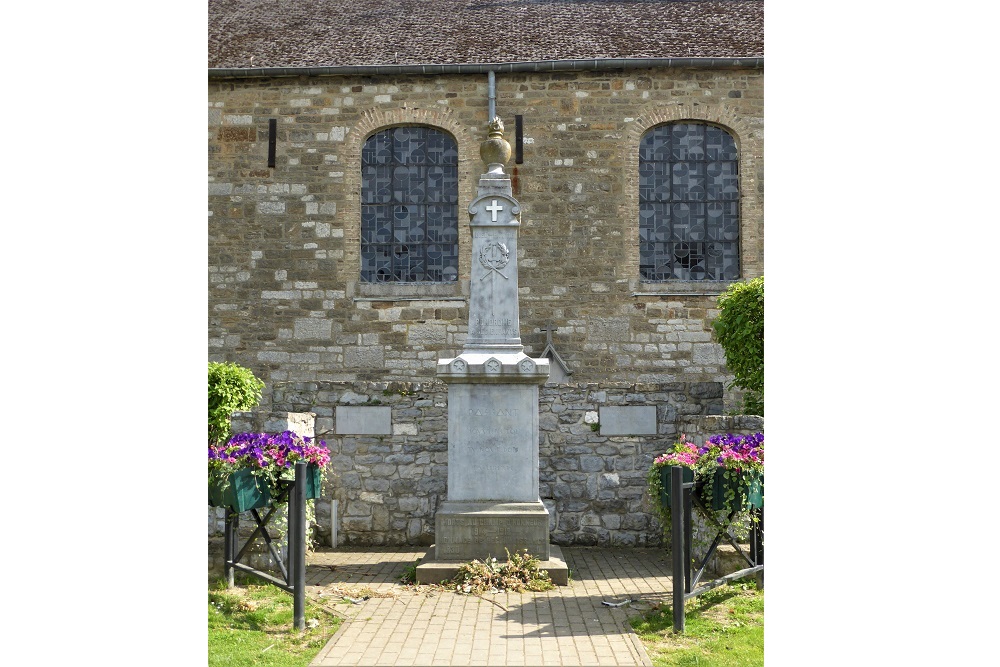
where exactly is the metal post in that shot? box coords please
[750,507,761,566]
[224,509,234,587]
[754,507,764,589]
[286,499,295,588]
[683,482,693,593]
[292,461,307,630]
[223,507,240,588]
[671,466,686,633]
[331,499,338,548]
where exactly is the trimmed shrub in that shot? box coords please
[208,362,265,445]
[712,277,764,415]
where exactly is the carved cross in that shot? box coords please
[486,199,504,222]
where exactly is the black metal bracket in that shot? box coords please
[267,118,277,168]
[670,466,763,633]
[223,461,308,629]
[685,492,762,594]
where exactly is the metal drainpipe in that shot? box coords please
[488,70,496,120]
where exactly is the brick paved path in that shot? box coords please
[307,546,674,666]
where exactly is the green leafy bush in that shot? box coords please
[208,362,265,445]
[712,276,764,415]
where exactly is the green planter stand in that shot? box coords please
[210,464,322,512]
[277,463,322,499]
[659,465,695,509]
[659,466,763,512]
[709,468,764,512]
[209,468,271,513]
[304,463,322,499]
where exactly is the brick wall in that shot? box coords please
[208,67,764,409]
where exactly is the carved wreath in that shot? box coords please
[479,241,510,273]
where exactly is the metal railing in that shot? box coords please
[669,465,763,633]
[223,460,308,630]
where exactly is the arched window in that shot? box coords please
[361,126,459,282]
[638,122,740,281]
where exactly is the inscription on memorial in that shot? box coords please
[436,515,549,558]
[468,407,519,417]
[474,316,513,337]
[470,427,519,439]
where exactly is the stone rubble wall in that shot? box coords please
[259,381,762,549]
[208,397,763,576]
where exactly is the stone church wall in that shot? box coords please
[258,381,761,548]
[208,67,764,411]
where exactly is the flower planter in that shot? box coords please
[709,468,764,512]
[208,468,271,513]
[305,463,322,499]
[659,465,695,509]
[209,430,329,514]
[275,463,323,500]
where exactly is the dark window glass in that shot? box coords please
[639,123,740,281]
[361,127,459,282]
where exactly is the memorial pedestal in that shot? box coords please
[417,498,567,585]
[417,117,566,585]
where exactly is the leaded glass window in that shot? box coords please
[361,127,459,282]
[639,123,740,281]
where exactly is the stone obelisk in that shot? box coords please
[416,118,567,584]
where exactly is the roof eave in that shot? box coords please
[208,57,763,79]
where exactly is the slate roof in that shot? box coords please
[208,0,764,69]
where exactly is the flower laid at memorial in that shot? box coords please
[208,431,330,511]
[450,549,554,595]
[647,432,764,528]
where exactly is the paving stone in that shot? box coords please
[306,545,671,666]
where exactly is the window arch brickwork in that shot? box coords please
[361,126,459,282]
[639,122,740,281]
[622,103,763,289]
[341,107,478,294]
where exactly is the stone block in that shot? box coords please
[345,346,384,368]
[294,318,332,340]
[407,323,448,346]
[588,317,630,342]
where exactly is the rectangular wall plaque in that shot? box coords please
[598,405,658,435]
[334,406,392,435]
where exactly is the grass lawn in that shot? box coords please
[208,577,342,667]
[630,580,764,667]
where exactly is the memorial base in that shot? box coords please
[415,500,568,585]
[434,501,550,560]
